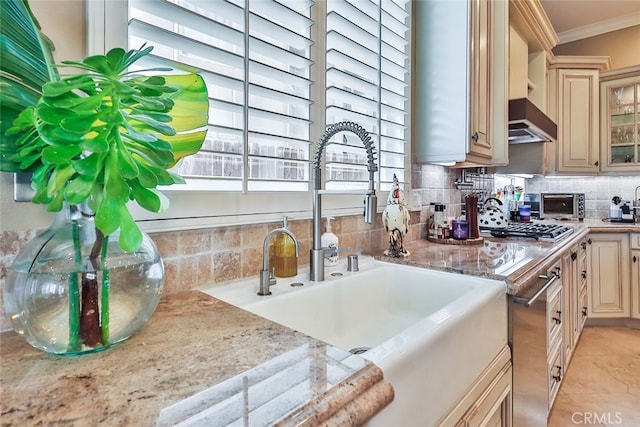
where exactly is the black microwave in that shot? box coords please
[540,193,585,220]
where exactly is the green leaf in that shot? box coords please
[104,147,129,200]
[116,138,139,179]
[46,164,76,198]
[64,174,95,204]
[128,114,176,136]
[41,144,82,165]
[95,195,120,236]
[0,0,57,172]
[46,191,65,212]
[71,152,105,177]
[164,130,209,167]
[36,103,68,126]
[81,134,110,153]
[118,205,143,252]
[149,74,210,130]
[131,182,169,213]
[135,161,159,188]
[61,114,98,134]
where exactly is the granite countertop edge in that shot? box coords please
[370,221,638,295]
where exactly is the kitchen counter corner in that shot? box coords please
[0,291,393,426]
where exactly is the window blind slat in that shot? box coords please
[326,31,379,68]
[129,19,244,73]
[326,50,378,85]
[327,68,378,101]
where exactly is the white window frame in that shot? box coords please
[87,0,411,232]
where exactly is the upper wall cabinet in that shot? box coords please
[599,67,640,174]
[547,57,611,175]
[414,0,508,166]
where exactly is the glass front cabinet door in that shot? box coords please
[600,74,640,173]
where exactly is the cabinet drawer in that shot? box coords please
[547,281,563,349]
[632,234,640,250]
[548,341,563,410]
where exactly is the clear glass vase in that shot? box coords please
[4,204,164,355]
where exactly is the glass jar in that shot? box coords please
[4,204,164,355]
[452,220,469,240]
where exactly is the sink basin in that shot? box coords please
[202,256,507,426]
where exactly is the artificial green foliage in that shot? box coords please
[1,0,209,252]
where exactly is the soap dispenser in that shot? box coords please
[273,216,298,277]
[321,217,339,266]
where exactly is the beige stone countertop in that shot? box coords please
[371,220,639,295]
[0,291,393,426]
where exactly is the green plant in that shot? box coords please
[1,0,208,351]
[1,0,209,252]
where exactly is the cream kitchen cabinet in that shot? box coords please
[562,243,578,364]
[414,0,508,166]
[547,57,610,174]
[438,346,512,427]
[599,69,640,173]
[562,237,588,367]
[632,234,640,320]
[587,233,631,318]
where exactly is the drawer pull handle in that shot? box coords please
[581,270,587,279]
[553,366,562,382]
[514,272,559,307]
[571,252,577,261]
[553,310,562,325]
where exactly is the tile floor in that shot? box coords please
[548,326,640,427]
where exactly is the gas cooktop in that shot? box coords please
[482,222,574,242]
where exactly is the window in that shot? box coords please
[324,0,409,192]
[91,0,410,229]
[128,0,313,192]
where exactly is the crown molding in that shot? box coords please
[548,55,612,72]
[557,13,640,45]
[511,0,559,52]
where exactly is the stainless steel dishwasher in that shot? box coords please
[509,260,563,427]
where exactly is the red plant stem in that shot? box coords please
[79,228,105,347]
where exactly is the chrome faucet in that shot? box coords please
[259,218,299,296]
[310,121,378,282]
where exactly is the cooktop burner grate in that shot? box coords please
[483,222,574,241]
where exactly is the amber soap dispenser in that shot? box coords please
[273,216,298,278]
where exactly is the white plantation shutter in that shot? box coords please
[128,0,313,192]
[325,0,409,191]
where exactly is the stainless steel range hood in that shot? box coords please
[508,98,557,144]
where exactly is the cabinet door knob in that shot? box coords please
[587,239,592,245]
[471,132,479,142]
[581,270,587,279]
[634,255,638,263]
[571,252,578,261]
[594,160,599,167]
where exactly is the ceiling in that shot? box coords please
[539,0,640,44]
